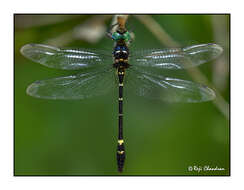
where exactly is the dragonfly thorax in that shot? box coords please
[113,44,130,69]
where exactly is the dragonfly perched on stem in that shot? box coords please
[20,17,223,172]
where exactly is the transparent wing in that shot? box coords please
[26,67,115,99]
[125,67,215,103]
[20,43,112,70]
[130,43,223,70]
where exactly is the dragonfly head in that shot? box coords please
[111,30,131,43]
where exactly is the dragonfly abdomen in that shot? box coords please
[117,67,125,172]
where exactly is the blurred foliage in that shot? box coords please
[14,14,230,175]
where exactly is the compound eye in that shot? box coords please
[123,31,131,41]
[112,32,122,41]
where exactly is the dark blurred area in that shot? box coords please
[14,14,230,175]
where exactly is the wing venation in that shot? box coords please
[21,43,112,70]
[130,43,223,69]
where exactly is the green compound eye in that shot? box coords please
[112,32,122,41]
[123,31,131,42]
[112,31,131,42]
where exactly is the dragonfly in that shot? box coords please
[20,24,223,172]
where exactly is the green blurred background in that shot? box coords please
[14,14,230,175]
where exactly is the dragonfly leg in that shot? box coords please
[106,23,119,40]
[106,31,113,40]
